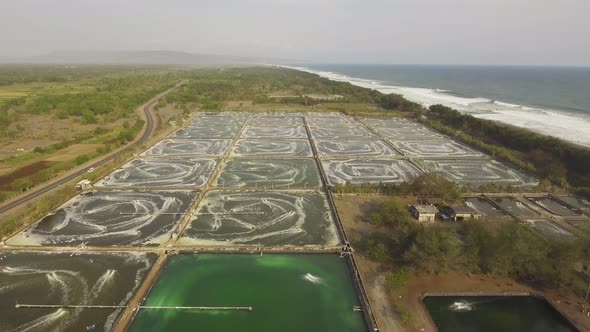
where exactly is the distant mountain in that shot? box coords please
[0,50,290,65]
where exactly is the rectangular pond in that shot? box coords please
[464,197,507,219]
[190,115,248,127]
[556,196,590,215]
[7,191,197,246]
[172,126,242,139]
[321,159,423,186]
[310,127,377,140]
[526,219,574,239]
[307,116,358,127]
[422,159,538,187]
[490,198,541,219]
[315,140,399,158]
[178,191,339,246]
[231,139,313,158]
[375,125,444,141]
[97,158,217,189]
[363,117,417,127]
[215,159,322,190]
[423,295,577,332]
[0,251,156,332]
[240,126,308,139]
[249,116,304,127]
[143,139,232,158]
[391,139,484,158]
[127,254,366,332]
[529,197,580,217]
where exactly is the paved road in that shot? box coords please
[0,82,185,216]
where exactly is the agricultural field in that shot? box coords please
[0,66,183,202]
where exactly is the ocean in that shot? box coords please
[286,64,590,147]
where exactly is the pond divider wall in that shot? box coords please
[303,113,380,332]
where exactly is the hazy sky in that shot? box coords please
[1,0,589,65]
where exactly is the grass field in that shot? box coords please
[0,82,96,105]
[0,66,184,202]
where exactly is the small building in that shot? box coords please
[441,205,482,222]
[75,179,92,191]
[409,205,439,223]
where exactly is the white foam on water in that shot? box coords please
[302,273,324,285]
[283,65,590,147]
[89,269,117,299]
[18,308,69,332]
[182,191,339,246]
[449,300,474,312]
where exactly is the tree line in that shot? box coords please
[357,198,590,295]
[425,105,590,197]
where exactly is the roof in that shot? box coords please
[412,205,439,214]
[446,205,479,215]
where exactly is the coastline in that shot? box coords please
[281,65,590,148]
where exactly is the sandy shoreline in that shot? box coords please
[282,65,590,148]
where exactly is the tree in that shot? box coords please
[385,267,410,291]
[403,227,460,273]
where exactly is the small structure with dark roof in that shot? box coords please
[409,205,439,223]
[441,205,482,222]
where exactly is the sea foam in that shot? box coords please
[282,65,590,147]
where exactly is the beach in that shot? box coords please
[284,65,590,147]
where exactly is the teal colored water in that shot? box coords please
[424,295,577,332]
[307,64,590,115]
[299,64,590,146]
[128,254,366,332]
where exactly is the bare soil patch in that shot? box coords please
[155,104,185,125]
[0,161,55,190]
[43,144,103,162]
[334,195,388,242]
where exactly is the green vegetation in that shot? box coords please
[334,173,462,202]
[385,267,410,290]
[357,198,590,296]
[377,93,422,112]
[0,66,178,133]
[160,67,420,115]
[0,66,180,202]
[423,105,590,197]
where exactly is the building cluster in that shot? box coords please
[409,204,482,223]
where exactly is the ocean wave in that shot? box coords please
[282,65,590,147]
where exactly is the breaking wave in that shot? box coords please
[282,65,590,147]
